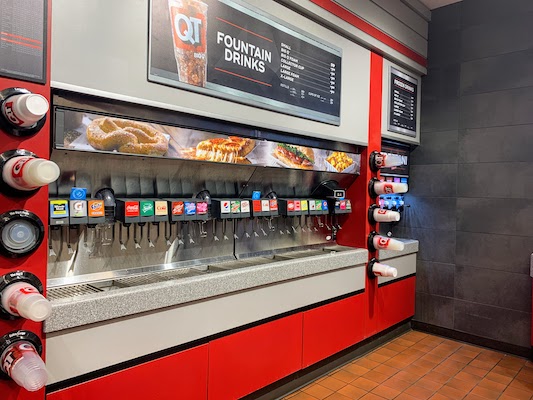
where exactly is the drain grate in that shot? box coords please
[113,268,203,288]
[47,284,103,301]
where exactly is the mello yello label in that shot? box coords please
[140,201,154,217]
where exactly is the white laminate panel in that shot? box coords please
[51,0,370,145]
[371,0,428,39]
[46,266,365,384]
[377,253,416,286]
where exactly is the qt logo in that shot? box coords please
[175,13,203,45]
[3,101,23,126]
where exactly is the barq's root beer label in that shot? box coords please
[168,0,208,87]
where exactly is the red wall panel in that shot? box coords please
[376,277,416,332]
[46,344,209,400]
[302,295,364,367]
[208,314,303,400]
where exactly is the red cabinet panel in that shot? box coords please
[46,344,208,400]
[376,277,416,332]
[208,314,303,400]
[302,295,365,367]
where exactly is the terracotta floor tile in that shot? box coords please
[329,369,358,384]
[323,392,352,400]
[404,364,430,377]
[516,369,533,384]
[469,385,501,400]
[394,338,417,347]
[501,385,533,400]
[424,371,451,384]
[351,377,380,391]
[382,376,413,391]
[302,384,335,399]
[510,378,533,392]
[428,394,450,400]
[447,376,477,392]
[469,359,497,371]
[449,353,475,364]
[355,358,381,370]
[492,365,519,378]
[463,365,489,378]
[498,356,527,371]
[420,354,445,364]
[430,347,454,358]
[404,384,436,399]
[463,395,487,400]
[288,392,319,400]
[395,370,421,384]
[371,384,402,399]
[413,358,438,370]
[359,393,387,400]
[476,350,505,364]
[395,394,419,400]
[367,352,392,364]
[484,371,513,385]
[412,344,436,354]
[336,383,368,399]
[415,377,443,392]
[455,348,481,359]
[437,384,468,399]
[343,363,371,376]
[362,370,390,384]
[477,377,507,393]
[384,358,411,370]
[454,371,483,385]
[319,376,347,391]
[402,347,426,357]
[432,365,462,377]
[419,337,445,346]
[374,347,399,358]
[373,364,400,378]
[384,343,409,353]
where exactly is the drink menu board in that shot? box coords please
[0,0,47,83]
[149,0,342,125]
[388,67,418,137]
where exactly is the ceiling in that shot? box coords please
[418,0,462,10]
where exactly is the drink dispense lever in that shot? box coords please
[0,330,47,392]
[195,191,211,239]
[0,87,49,137]
[0,271,51,322]
[115,199,140,250]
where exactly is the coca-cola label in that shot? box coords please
[172,201,184,215]
[125,202,139,217]
[88,200,104,217]
[1,342,36,377]
[3,101,24,126]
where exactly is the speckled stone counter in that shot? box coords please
[44,247,368,333]
[378,239,419,261]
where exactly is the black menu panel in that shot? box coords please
[388,67,418,137]
[149,0,341,125]
[0,0,47,83]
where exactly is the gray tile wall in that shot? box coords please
[402,0,533,348]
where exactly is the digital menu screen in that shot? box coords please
[0,0,47,83]
[388,67,418,137]
[149,0,341,125]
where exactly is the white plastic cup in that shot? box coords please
[372,235,405,251]
[373,181,408,195]
[1,282,52,322]
[0,341,48,391]
[2,94,49,127]
[373,208,401,223]
[372,262,398,278]
[2,156,60,191]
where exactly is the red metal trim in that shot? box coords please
[309,0,427,68]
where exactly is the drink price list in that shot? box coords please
[388,68,418,136]
[279,42,339,113]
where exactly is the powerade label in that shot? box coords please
[184,202,196,215]
[315,200,322,211]
[261,200,270,212]
[88,200,104,217]
[125,202,140,217]
[155,201,168,216]
[230,200,241,213]
[221,200,231,214]
[287,201,295,211]
[197,201,208,215]
[309,201,316,211]
[294,200,301,211]
[241,200,250,213]
[252,200,262,213]
[50,200,68,218]
[322,200,329,211]
[140,201,154,217]
[70,200,87,217]
[172,201,184,215]
[269,199,278,211]
[301,200,308,211]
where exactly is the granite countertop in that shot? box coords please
[378,239,419,260]
[44,246,368,333]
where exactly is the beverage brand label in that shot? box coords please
[322,200,329,211]
[269,199,278,211]
[315,200,322,211]
[294,200,301,211]
[253,200,262,213]
[10,157,32,180]
[309,201,316,211]
[88,200,105,217]
[241,200,250,213]
[261,200,270,212]
[301,200,308,211]
[70,200,87,217]
[197,201,208,214]
[230,200,241,213]
[169,4,207,51]
[377,208,387,215]
[185,201,196,215]
[287,201,295,211]
[335,200,340,210]
[172,201,184,215]
[346,200,351,210]
[221,200,231,214]
[155,201,168,215]
[70,187,87,200]
[125,202,140,217]
[50,200,69,218]
[340,200,346,210]
[140,201,155,216]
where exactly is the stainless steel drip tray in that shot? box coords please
[44,246,369,333]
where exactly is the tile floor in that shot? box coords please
[282,330,533,399]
